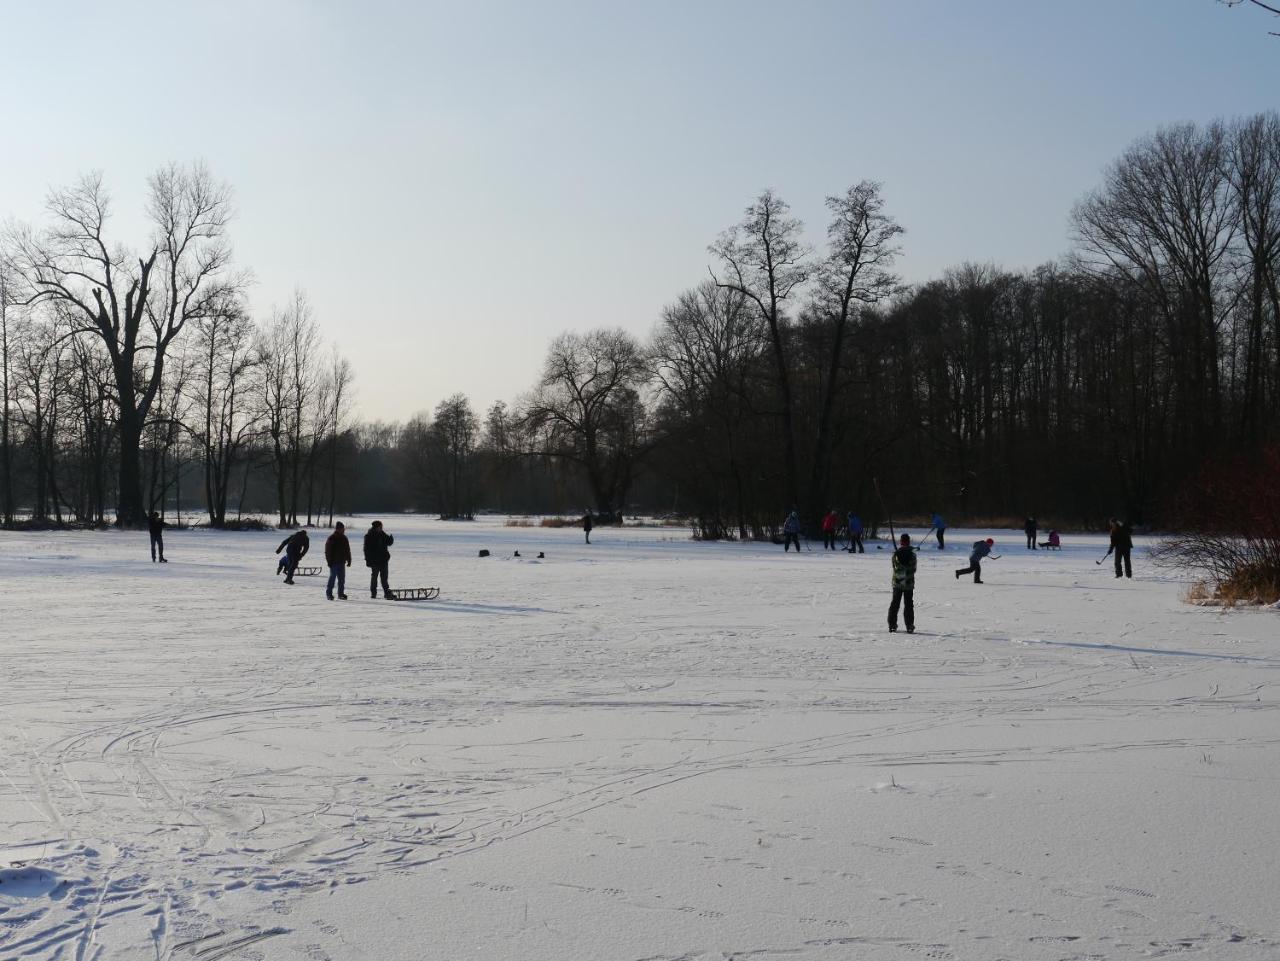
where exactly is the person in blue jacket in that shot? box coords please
[846,511,864,553]
[781,510,802,552]
[931,511,946,549]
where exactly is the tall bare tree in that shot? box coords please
[5,164,242,525]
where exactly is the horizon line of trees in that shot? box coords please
[2,111,1277,536]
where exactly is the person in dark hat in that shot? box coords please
[955,537,994,584]
[325,522,352,600]
[275,529,310,585]
[888,533,916,633]
[148,511,168,563]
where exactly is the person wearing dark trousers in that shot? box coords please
[888,533,916,633]
[325,522,352,600]
[275,529,310,584]
[955,538,994,583]
[364,520,394,598]
[931,512,946,550]
[583,512,593,544]
[847,512,865,553]
[821,510,839,550]
[1110,518,1133,579]
[148,511,168,562]
[1024,516,1038,550]
[781,510,802,552]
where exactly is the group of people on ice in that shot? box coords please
[784,510,950,553]
[275,520,395,599]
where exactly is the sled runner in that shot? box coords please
[291,566,322,576]
[386,587,441,601]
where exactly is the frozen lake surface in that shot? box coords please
[1,517,1277,960]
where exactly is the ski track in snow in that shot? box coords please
[1,520,1278,960]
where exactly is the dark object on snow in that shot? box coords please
[478,549,490,557]
[514,550,521,557]
[537,551,545,559]
[385,587,440,601]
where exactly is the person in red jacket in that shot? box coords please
[325,522,352,600]
[821,509,840,550]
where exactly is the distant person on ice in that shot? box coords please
[931,511,946,550]
[781,510,802,552]
[955,537,994,584]
[325,522,352,600]
[1109,518,1133,579]
[888,533,916,634]
[1040,530,1061,550]
[364,520,394,598]
[847,511,865,553]
[148,510,167,563]
[821,509,839,550]
[583,511,593,544]
[1024,516,1038,549]
[275,529,310,585]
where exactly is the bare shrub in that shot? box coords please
[1153,446,1280,605]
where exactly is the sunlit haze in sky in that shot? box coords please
[1,1,1276,420]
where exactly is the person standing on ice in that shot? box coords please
[847,511,865,553]
[325,522,352,600]
[275,529,310,584]
[955,537,994,583]
[781,510,802,552]
[1024,516,1038,550]
[888,533,916,633]
[582,511,593,544]
[148,510,167,563]
[931,511,946,550]
[821,509,839,550]
[364,520,394,598]
[1109,518,1133,579]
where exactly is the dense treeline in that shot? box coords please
[1,114,1277,534]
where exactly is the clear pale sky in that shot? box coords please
[1,1,1276,421]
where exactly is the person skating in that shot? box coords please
[364,520,394,598]
[821,509,839,550]
[1110,518,1133,579]
[955,537,994,583]
[325,522,352,600]
[781,510,802,552]
[1024,516,1038,550]
[583,512,593,544]
[888,533,917,633]
[931,511,946,550]
[847,511,865,553]
[148,510,168,563]
[275,529,310,584]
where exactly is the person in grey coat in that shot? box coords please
[955,538,994,584]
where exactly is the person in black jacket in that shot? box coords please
[275,529,310,584]
[1024,516,1038,550]
[1110,518,1133,579]
[148,511,168,563]
[364,520,394,598]
[583,512,593,544]
[325,522,352,600]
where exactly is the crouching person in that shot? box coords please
[888,533,916,634]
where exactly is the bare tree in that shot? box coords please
[710,190,811,511]
[1220,0,1280,35]
[259,291,320,526]
[0,265,16,526]
[5,165,242,526]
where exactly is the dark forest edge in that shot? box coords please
[2,114,1279,601]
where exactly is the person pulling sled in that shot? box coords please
[276,529,310,584]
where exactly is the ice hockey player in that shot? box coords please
[1109,518,1133,579]
[275,529,310,585]
[1024,516,1038,550]
[846,511,865,553]
[955,537,994,584]
[781,510,802,552]
[148,510,167,563]
[364,520,395,598]
[325,522,352,600]
[583,511,593,544]
[888,533,916,633]
[931,511,947,550]
[821,509,840,550]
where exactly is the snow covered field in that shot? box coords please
[1,517,1278,961]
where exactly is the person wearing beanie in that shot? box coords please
[888,533,917,633]
[781,510,802,553]
[325,522,352,600]
[955,537,994,584]
[363,520,395,598]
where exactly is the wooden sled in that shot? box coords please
[292,566,322,576]
[386,587,441,601]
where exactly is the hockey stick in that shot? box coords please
[1096,547,1113,566]
[872,476,896,545]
